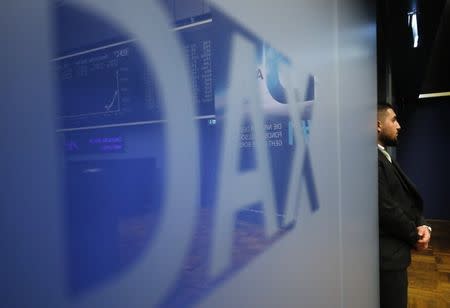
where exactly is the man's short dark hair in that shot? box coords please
[377,102,394,113]
[377,102,395,120]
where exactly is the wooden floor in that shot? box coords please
[408,220,450,308]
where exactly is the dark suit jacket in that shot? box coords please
[378,149,426,270]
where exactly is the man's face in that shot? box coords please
[378,108,401,146]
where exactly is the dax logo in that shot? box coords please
[63,2,319,308]
[161,8,320,308]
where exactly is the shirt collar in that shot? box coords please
[377,144,392,163]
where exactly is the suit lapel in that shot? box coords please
[392,159,421,194]
[391,160,412,193]
[378,149,418,195]
[378,149,423,211]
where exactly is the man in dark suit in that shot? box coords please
[377,103,431,308]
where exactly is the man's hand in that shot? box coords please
[415,225,431,251]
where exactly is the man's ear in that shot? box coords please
[377,120,382,133]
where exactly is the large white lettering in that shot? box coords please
[279,69,305,227]
[209,34,279,278]
[69,1,199,307]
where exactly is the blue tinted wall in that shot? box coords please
[398,99,450,220]
[1,0,378,307]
